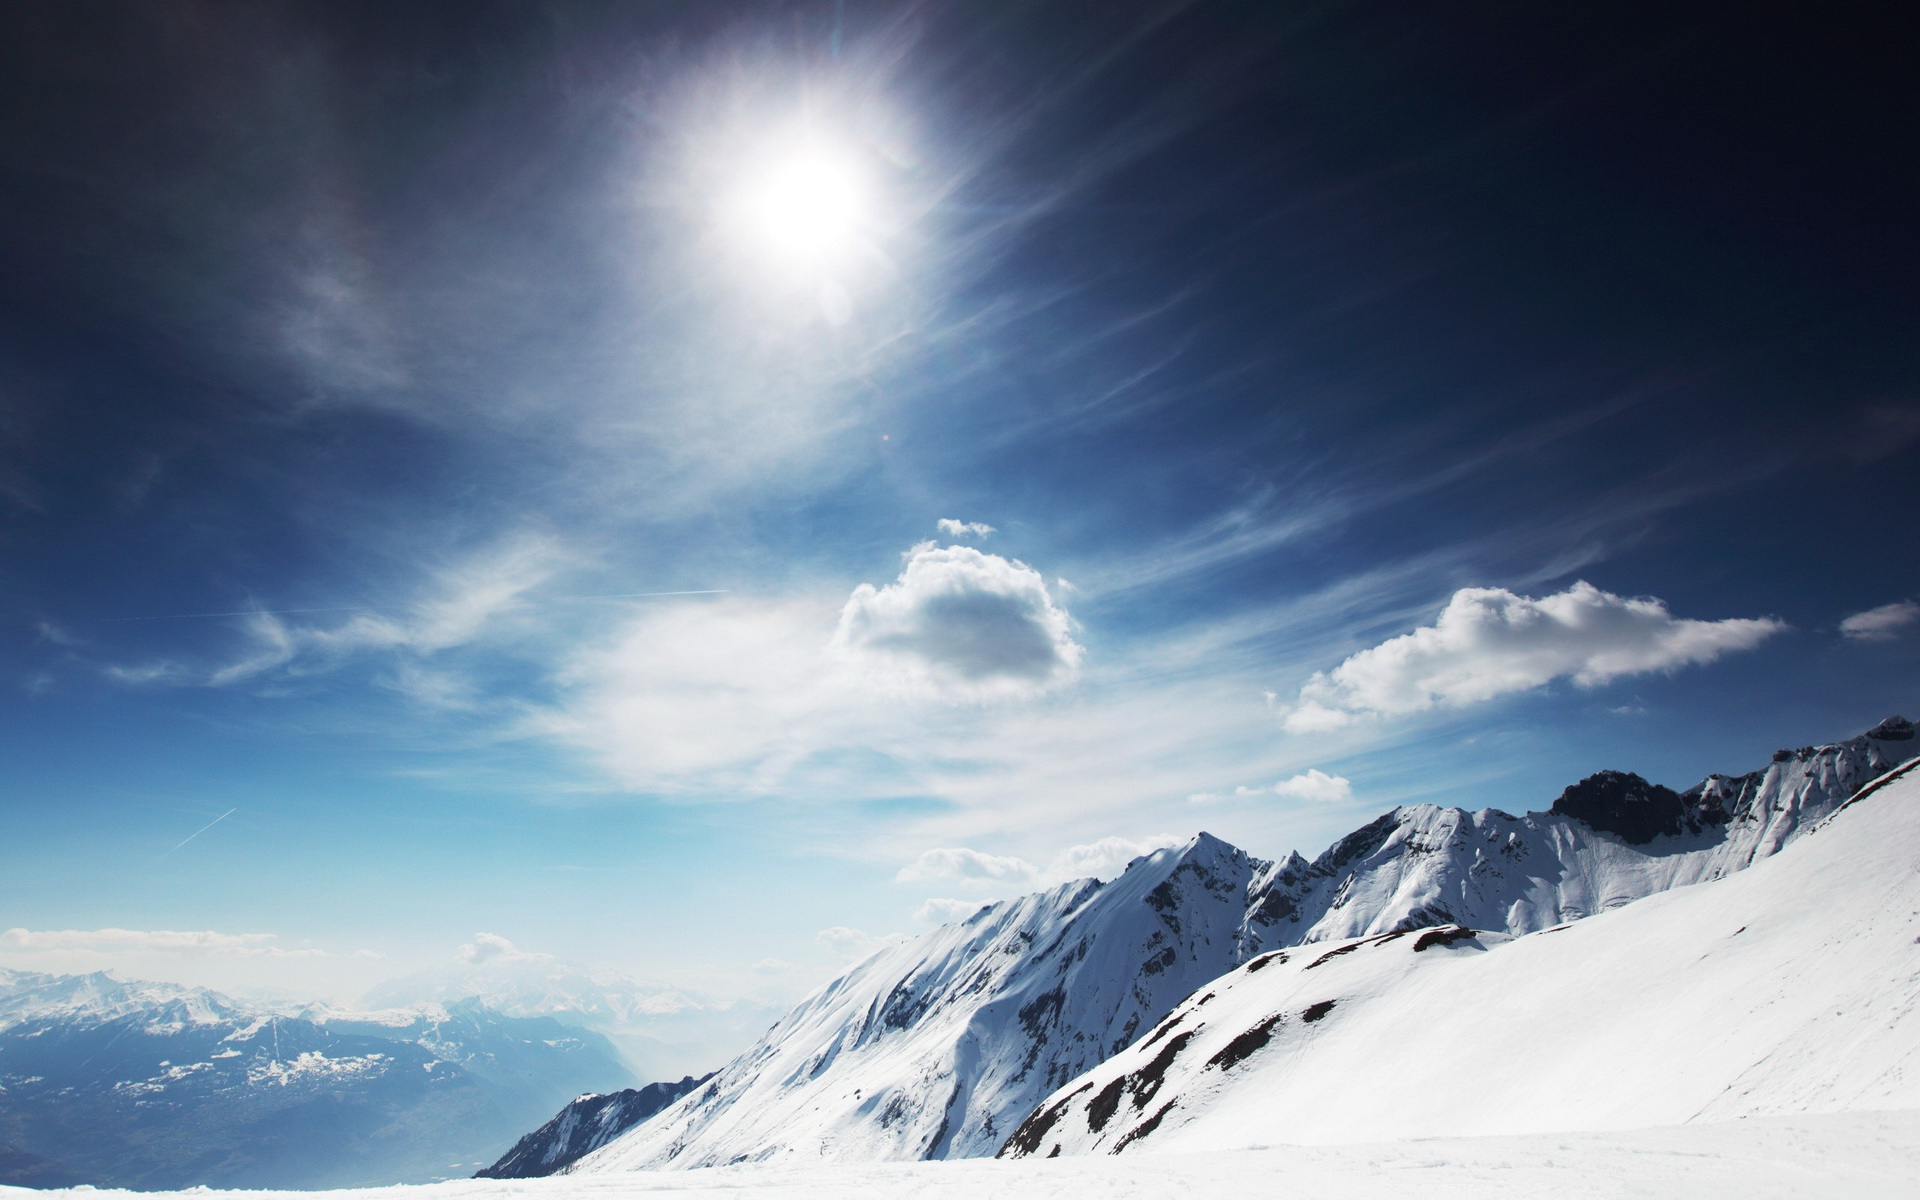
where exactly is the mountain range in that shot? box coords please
[572,717,1917,1171]
[0,971,634,1189]
[1003,755,1920,1156]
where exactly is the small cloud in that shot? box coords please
[0,928,325,958]
[816,926,905,964]
[936,519,996,539]
[751,957,797,975]
[895,847,1038,889]
[832,542,1082,701]
[352,949,385,959]
[1608,703,1650,717]
[1229,769,1353,804]
[457,932,552,966]
[914,898,986,925]
[1044,834,1182,883]
[1840,600,1920,642]
[1280,582,1785,732]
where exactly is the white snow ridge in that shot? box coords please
[1004,756,1920,1155]
[574,719,1915,1171]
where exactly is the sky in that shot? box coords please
[0,0,1915,1030]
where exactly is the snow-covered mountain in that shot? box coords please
[0,971,633,1189]
[1004,755,1920,1156]
[574,717,1916,1170]
[476,1074,712,1178]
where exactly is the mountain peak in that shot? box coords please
[1867,715,1914,741]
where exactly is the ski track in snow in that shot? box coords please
[6,1110,1916,1199]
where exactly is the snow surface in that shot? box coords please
[576,723,1914,1169]
[1006,758,1920,1156]
[7,1110,1917,1199]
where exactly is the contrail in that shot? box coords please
[102,606,378,623]
[166,808,236,856]
[88,591,730,623]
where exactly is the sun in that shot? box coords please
[733,147,869,268]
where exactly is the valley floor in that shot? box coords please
[11,1111,1919,1200]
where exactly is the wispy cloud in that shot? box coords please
[1840,599,1919,641]
[0,928,325,958]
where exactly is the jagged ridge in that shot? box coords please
[576,717,1916,1172]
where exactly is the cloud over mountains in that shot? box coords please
[1283,582,1786,732]
[833,542,1082,700]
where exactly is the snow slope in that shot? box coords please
[8,1110,1918,1200]
[1005,757,1920,1157]
[577,719,1914,1170]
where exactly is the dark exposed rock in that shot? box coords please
[1551,770,1696,844]
[1301,1000,1336,1023]
[1206,1013,1285,1071]
[1412,926,1479,952]
[477,1074,713,1178]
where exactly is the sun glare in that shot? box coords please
[734,148,869,268]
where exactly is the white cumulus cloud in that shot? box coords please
[833,542,1082,701]
[1232,769,1353,803]
[895,847,1038,888]
[1281,581,1785,732]
[1043,834,1183,883]
[936,518,996,539]
[1840,599,1920,641]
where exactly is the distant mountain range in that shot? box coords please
[1004,754,1920,1156]
[0,972,634,1189]
[363,956,783,1083]
[572,717,1917,1171]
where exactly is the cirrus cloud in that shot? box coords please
[0,927,325,958]
[832,542,1082,700]
[1283,582,1786,732]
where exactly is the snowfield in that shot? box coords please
[1005,759,1920,1157]
[577,721,1915,1170]
[6,1110,1917,1199]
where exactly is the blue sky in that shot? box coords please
[1,1,1915,1013]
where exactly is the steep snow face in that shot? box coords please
[578,835,1269,1168]
[1006,758,1920,1157]
[578,721,1914,1171]
[478,1076,713,1179]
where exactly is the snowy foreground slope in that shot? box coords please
[1005,758,1920,1157]
[11,1111,1918,1200]
[575,720,1914,1169]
